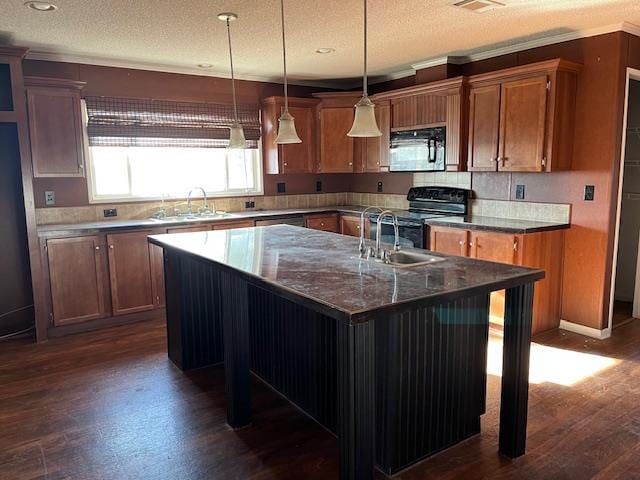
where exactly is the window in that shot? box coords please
[84,96,263,203]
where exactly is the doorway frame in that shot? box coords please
[608,67,640,332]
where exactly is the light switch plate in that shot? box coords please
[103,208,117,217]
[44,191,55,206]
[515,184,525,200]
[584,185,595,201]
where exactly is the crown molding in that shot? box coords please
[409,22,640,72]
[23,49,342,89]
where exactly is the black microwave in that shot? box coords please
[389,126,446,172]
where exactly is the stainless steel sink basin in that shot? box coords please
[383,250,446,268]
[148,212,237,223]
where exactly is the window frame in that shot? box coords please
[82,101,264,205]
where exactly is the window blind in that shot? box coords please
[84,96,261,149]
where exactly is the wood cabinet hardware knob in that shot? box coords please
[459,240,465,246]
[95,246,100,250]
[469,242,474,247]
[109,245,114,249]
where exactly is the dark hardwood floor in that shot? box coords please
[1,317,640,480]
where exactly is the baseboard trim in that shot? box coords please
[559,320,611,339]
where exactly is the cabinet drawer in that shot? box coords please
[305,214,339,233]
[213,220,255,230]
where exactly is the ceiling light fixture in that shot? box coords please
[24,1,57,12]
[218,12,247,149]
[348,0,381,138]
[274,0,301,145]
[197,63,213,69]
[315,48,335,54]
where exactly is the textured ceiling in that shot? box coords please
[1,0,639,85]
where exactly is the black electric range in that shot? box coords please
[369,186,471,249]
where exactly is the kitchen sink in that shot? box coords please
[148,212,238,222]
[383,250,446,268]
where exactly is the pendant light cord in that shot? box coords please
[226,18,239,123]
[280,0,289,112]
[363,0,368,98]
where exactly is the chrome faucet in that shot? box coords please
[187,187,209,215]
[376,210,401,262]
[358,206,384,258]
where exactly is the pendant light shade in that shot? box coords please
[348,0,381,138]
[219,12,247,149]
[275,111,302,144]
[229,122,247,148]
[275,0,302,145]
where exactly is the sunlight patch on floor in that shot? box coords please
[487,334,619,387]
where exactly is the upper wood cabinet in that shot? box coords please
[106,231,155,316]
[25,76,87,178]
[468,84,501,171]
[262,96,320,174]
[46,236,109,326]
[390,94,446,130]
[356,101,391,173]
[467,59,580,172]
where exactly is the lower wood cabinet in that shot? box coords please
[46,236,109,326]
[339,214,368,238]
[106,231,155,316]
[166,225,211,233]
[429,225,564,334]
[149,242,165,308]
[213,220,255,230]
[305,213,339,233]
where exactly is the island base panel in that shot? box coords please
[499,283,534,458]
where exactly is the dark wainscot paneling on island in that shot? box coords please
[148,225,543,480]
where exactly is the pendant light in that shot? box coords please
[218,12,247,149]
[275,0,301,144]
[347,0,382,137]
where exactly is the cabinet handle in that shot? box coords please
[513,241,518,251]
[469,242,474,247]
[459,240,465,246]
[284,162,288,166]
[109,245,114,249]
[95,246,100,250]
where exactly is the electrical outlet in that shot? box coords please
[377,181,383,193]
[244,200,255,209]
[584,185,595,201]
[44,191,55,206]
[316,181,322,192]
[277,182,286,193]
[515,184,525,200]
[103,208,117,218]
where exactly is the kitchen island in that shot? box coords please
[148,225,544,479]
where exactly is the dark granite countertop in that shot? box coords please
[37,205,569,237]
[149,225,544,323]
[423,215,570,234]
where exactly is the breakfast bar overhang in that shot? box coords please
[148,225,544,480]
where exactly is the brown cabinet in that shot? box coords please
[429,225,564,334]
[467,84,501,171]
[318,107,355,173]
[262,96,320,174]
[213,220,255,230]
[498,76,548,172]
[390,94,447,130]
[305,213,339,233]
[149,242,165,308]
[357,102,391,173]
[46,236,109,326]
[429,226,469,256]
[166,225,211,233]
[340,214,368,237]
[467,59,580,172]
[106,231,155,316]
[25,77,86,178]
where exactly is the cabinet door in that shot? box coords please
[107,231,154,316]
[166,225,211,233]
[469,231,518,264]
[498,75,548,172]
[27,87,85,177]
[149,242,165,308]
[391,96,417,129]
[467,84,500,172]
[429,227,469,256]
[340,215,367,237]
[319,107,354,173]
[305,214,339,233]
[213,220,255,230]
[362,103,391,172]
[47,236,108,326]
[280,105,315,173]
